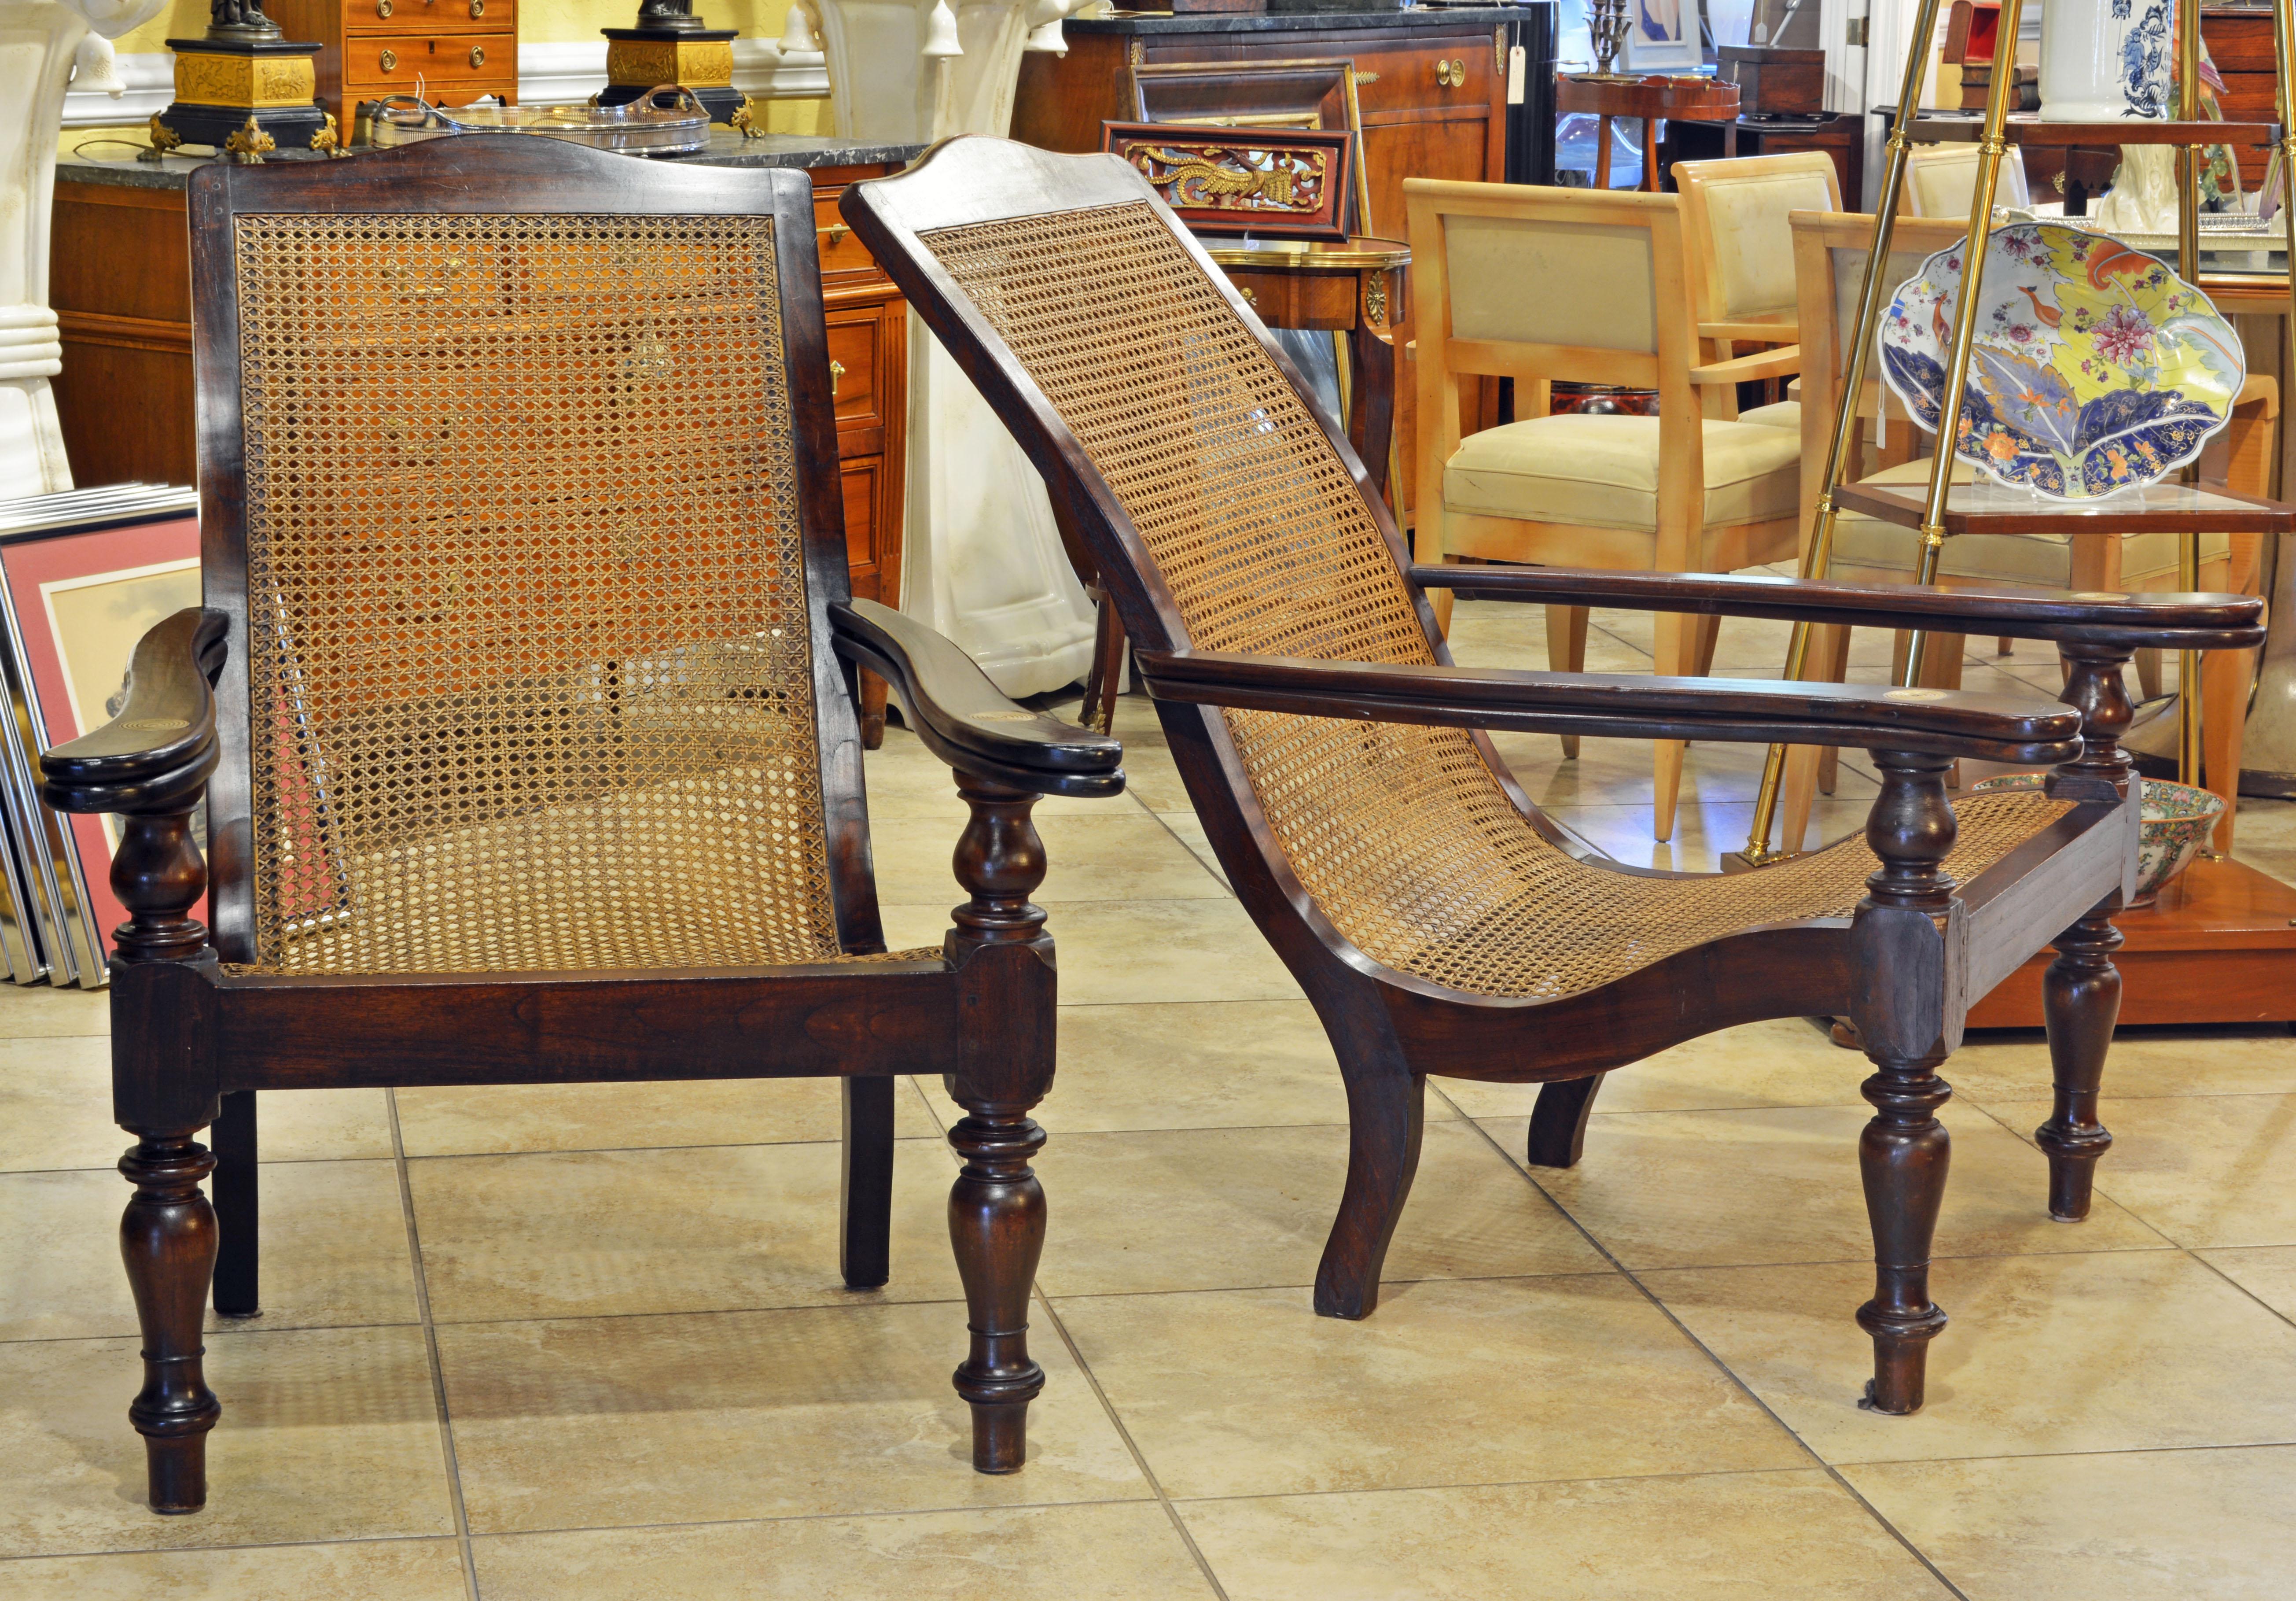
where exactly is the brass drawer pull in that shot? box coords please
[822,222,850,248]
[470,0,485,14]
[380,47,398,71]
[377,0,393,15]
[1435,58,1466,88]
[469,45,486,67]
[829,358,845,398]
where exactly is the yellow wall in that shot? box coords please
[102,0,829,136]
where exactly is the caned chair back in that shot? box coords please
[1902,143,2031,218]
[1674,151,1842,328]
[189,138,874,976]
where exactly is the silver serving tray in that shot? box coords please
[362,89,711,155]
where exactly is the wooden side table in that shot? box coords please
[1555,73,1740,191]
[1073,235,1411,732]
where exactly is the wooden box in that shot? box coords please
[1716,45,1825,116]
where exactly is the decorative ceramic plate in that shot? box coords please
[1879,222,2244,498]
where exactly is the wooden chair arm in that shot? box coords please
[1136,648,2081,765]
[1689,345,1803,385]
[40,607,228,815]
[830,599,1125,798]
[1411,564,2267,653]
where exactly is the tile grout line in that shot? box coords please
[1034,1289,1233,1601]
[1430,1082,1976,1601]
[386,1087,483,1601]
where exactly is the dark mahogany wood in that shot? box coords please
[210,1092,258,1318]
[839,134,2266,1424]
[37,137,1121,1513]
[2038,907,2122,1220]
[1525,1073,1604,1169]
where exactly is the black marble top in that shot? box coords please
[54,129,927,191]
[1064,4,1539,34]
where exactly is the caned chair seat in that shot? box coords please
[1442,412,1801,535]
[1827,458,2233,590]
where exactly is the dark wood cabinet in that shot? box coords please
[265,0,521,136]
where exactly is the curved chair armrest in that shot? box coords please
[1413,564,2267,653]
[40,607,229,815]
[831,599,1125,799]
[1137,649,2083,765]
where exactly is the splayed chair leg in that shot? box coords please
[210,1092,259,1318]
[2037,906,2121,1221]
[120,1132,222,1512]
[1526,1073,1604,1168]
[841,1076,896,1290]
[1314,1051,1425,1321]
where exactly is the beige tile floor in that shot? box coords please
[4,598,2294,1598]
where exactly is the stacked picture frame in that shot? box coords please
[0,484,199,987]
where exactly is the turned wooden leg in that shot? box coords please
[946,1102,1046,1474]
[943,772,1057,1474]
[120,1132,222,1512]
[210,1092,258,1319]
[840,1077,896,1290]
[1855,1055,1952,1414]
[1314,1053,1425,1321]
[2038,906,2122,1221]
[1526,1073,1604,1168]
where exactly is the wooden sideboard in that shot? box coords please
[48,140,913,739]
[267,0,520,136]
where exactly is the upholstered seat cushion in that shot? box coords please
[1443,414,1802,532]
[1829,458,2229,587]
[1740,399,1800,430]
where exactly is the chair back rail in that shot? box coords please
[187,138,883,974]
[1674,150,1840,334]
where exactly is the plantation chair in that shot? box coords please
[40,136,1120,1516]
[839,135,2263,1417]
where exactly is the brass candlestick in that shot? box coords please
[152,0,334,162]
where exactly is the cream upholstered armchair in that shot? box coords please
[1902,142,2032,217]
[1409,179,1803,840]
[1774,207,2270,851]
[1673,151,1841,433]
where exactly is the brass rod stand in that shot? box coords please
[1737,0,1951,863]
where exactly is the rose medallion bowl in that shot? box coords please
[1879,222,2243,499]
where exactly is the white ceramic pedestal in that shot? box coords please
[815,0,1099,698]
[0,0,162,496]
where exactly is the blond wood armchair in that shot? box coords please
[1674,150,1840,429]
[1406,180,1805,839]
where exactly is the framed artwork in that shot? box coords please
[1623,0,1705,71]
[1103,122,1356,242]
[1125,57,1376,235]
[0,509,201,983]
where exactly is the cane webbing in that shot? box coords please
[920,202,2073,998]
[230,211,884,976]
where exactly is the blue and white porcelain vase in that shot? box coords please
[2037,0,2172,121]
